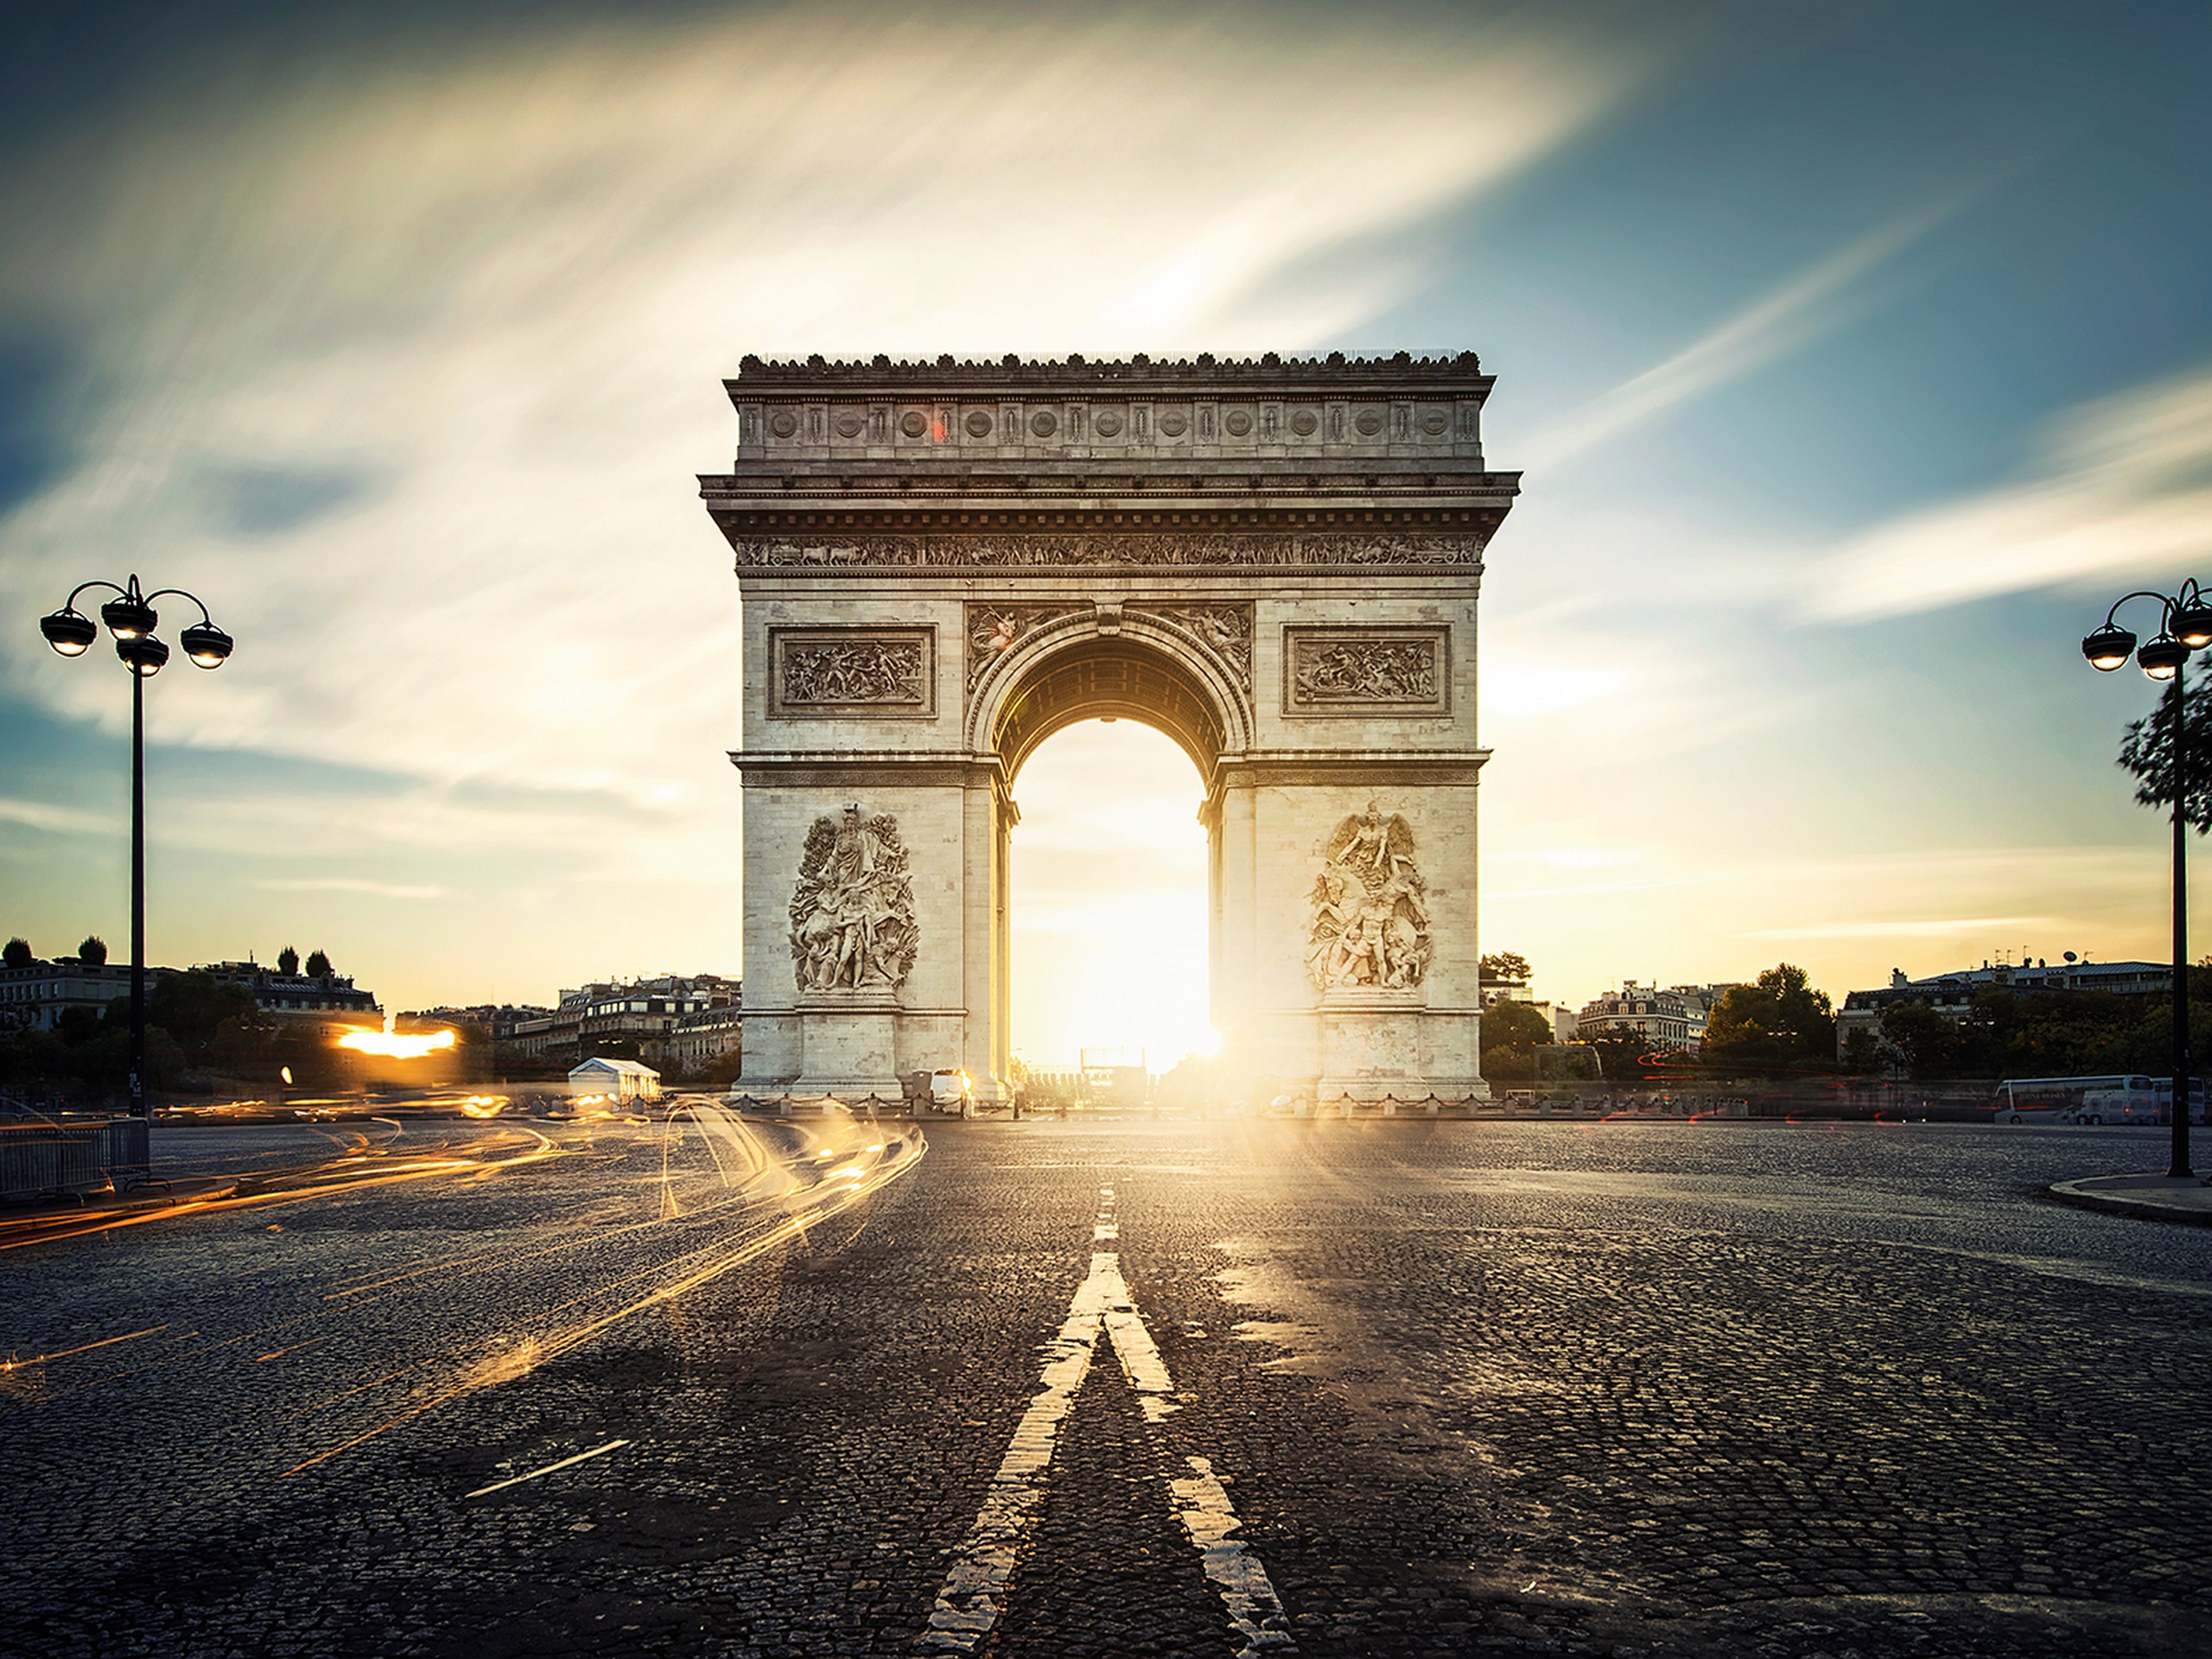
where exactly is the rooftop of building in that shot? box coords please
[1840,958,2171,1008]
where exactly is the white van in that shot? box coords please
[929,1069,976,1116]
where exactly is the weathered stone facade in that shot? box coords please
[702,352,1516,1103]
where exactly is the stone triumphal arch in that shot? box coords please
[701,353,1519,1104]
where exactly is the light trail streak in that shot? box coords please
[26,1131,775,1411]
[466,1438,632,1498]
[321,1151,805,1307]
[2,1325,168,1370]
[280,1134,924,1478]
[0,1126,563,1254]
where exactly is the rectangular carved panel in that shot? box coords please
[770,627,936,718]
[1284,626,1449,715]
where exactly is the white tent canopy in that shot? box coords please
[568,1056,662,1103]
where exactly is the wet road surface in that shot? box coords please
[3,1113,2210,1657]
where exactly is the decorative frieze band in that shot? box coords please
[740,397,1480,455]
[1284,626,1450,715]
[770,627,935,718]
[735,533,1487,570]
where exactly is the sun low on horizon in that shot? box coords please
[1008,719,1211,1071]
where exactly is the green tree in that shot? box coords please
[77,935,107,965]
[2118,661,2212,830]
[1479,998,1554,1080]
[1840,1026,1883,1073]
[304,949,332,977]
[1478,951,1532,986]
[1581,1021,1656,1080]
[3,937,32,969]
[276,944,300,976]
[148,970,259,1054]
[1877,1000,1959,1076]
[1701,963,1837,1070]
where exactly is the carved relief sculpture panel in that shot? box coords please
[965,603,1088,696]
[790,805,918,992]
[1306,805,1433,991]
[1284,626,1449,715]
[771,628,935,717]
[1132,602,1253,691]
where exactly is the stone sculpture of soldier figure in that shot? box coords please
[789,804,918,992]
[1306,805,1433,991]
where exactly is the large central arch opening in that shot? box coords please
[990,636,1229,790]
[1007,718,1211,1082]
[987,628,1238,1096]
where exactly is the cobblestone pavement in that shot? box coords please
[3,1114,2210,1658]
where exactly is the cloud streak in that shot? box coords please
[1808,359,2212,620]
[1521,196,1959,470]
[0,796,113,836]
[245,876,452,900]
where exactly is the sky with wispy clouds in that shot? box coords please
[2,0,2209,1063]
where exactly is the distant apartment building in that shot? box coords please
[0,952,149,1032]
[408,1004,556,1042]
[504,974,740,1070]
[200,961,381,1018]
[3,950,381,1036]
[1834,957,2172,1058]
[669,1003,742,1075]
[1575,982,1732,1051]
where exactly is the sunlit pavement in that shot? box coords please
[3,1115,2210,1658]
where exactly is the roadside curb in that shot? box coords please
[2045,1173,2212,1229]
[0,1174,239,1224]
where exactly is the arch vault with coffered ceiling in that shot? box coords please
[701,353,1518,1106]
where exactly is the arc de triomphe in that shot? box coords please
[700,353,1518,1105]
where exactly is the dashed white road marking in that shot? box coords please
[923,1184,1294,1654]
[465,1436,631,1499]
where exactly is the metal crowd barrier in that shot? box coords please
[0,1121,108,1202]
[102,1116,156,1192]
[0,1117,158,1202]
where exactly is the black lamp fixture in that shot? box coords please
[2082,578,2211,1179]
[37,573,233,1120]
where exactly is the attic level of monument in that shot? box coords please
[701,353,1519,575]
[713,353,1501,463]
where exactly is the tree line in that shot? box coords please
[1478,953,2203,1082]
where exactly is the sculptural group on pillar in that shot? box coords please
[790,804,918,992]
[1306,805,1433,991]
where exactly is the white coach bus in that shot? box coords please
[1995,1075,2160,1125]
[1993,1076,2209,1125]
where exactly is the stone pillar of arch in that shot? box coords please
[701,353,1519,1108]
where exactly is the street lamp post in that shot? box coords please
[2082,580,2212,1179]
[39,575,232,1119]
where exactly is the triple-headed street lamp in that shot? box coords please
[39,575,233,1119]
[2082,579,2212,1179]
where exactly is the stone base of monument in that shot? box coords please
[791,988,904,1103]
[1315,985,1422,1099]
[1314,986,1487,1105]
